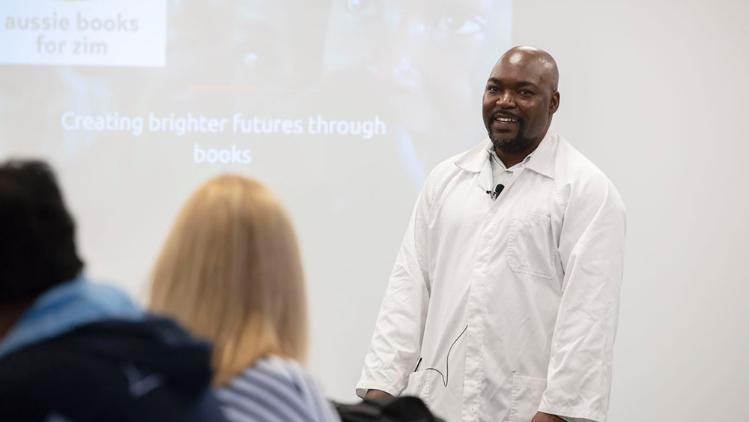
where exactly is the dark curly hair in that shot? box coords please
[0,160,84,304]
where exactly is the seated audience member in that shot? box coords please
[148,175,339,422]
[0,160,226,422]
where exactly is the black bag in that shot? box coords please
[334,396,444,422]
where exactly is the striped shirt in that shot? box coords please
[216,356,340,422]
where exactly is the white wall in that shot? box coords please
[512,1,749,420]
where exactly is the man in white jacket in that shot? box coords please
[356,46,626,422]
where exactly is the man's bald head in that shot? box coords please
[498,46,559,93]
[482,46,561,165]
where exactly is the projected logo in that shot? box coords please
[0,0,165,67]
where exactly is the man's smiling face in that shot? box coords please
[482,48,559,155]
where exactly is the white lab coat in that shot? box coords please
[357,133,626,422]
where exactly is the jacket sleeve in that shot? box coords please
[538,175,626,422]
[356,190,432,398]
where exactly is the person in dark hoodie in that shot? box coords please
[0,159,227,422]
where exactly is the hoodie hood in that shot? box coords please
[0,276,142,359]
[0,276,212,395]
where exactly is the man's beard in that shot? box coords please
[489,130,534,154]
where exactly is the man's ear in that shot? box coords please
[549,91,560,114]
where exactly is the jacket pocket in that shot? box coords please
[507,213,556,279]
[506,374,547,422]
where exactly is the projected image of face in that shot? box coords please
[322,0,512,183]
[344,0,488,121]
[164,0,328,105]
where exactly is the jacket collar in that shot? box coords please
[455,132,558,179]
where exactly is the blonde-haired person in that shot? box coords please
[149,175,339,422]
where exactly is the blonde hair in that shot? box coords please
[149,175,307,386]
